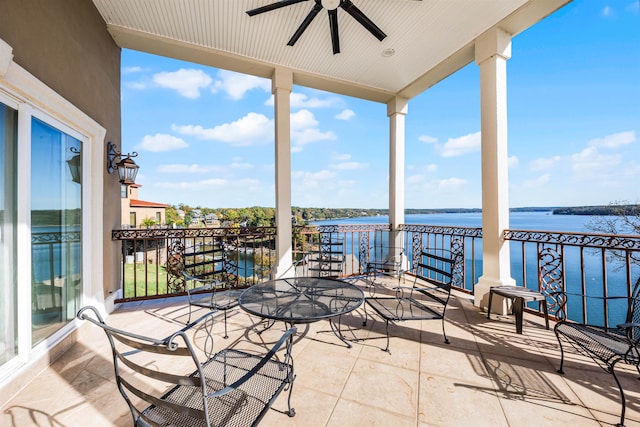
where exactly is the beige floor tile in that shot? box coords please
[341,359,418,418]
[327,399,415,427]
[420,346,494,388]
[418,372,508,427]
[261,384,339,427]
[294,341,358,395]
[3,287,636,427]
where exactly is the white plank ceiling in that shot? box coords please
[91,0,570,103]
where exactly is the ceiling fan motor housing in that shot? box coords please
[321,0,341,10]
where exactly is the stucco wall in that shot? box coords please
[0,0,122,297]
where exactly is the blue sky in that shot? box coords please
[120,0,639,210]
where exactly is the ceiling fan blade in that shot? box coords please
[246,0,309,17]
[287,2,323,46]
[328,9,340,54]
[340,0,387,41]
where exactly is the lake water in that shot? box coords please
[313,211,638,326]
[313,211,593,232]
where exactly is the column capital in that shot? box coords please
[272,67,293,93]
[475,27,512,66]
[0,37,14,77]
[387,96,408,117]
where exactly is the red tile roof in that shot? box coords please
[129,199,168,208]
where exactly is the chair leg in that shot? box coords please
[362,302,369,327]
[186,304,193,325]
[555,329,566,374]
[441,317,449,344]
[610,366,627,427]
[382,320,390,353]
[223,310,229,339]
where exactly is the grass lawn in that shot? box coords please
[123,262,170,298]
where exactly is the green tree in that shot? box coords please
[141,217,156,228]
[165,205,182,225]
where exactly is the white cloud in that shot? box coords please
[264,92,342,109]
[331,161,367,170]
[172,109,334,150]
[172,112,273,146]
[125,82,146,90]
[212,70,270,100]
[407,174,425,185]
[157,164,217,173]
[571,146,622,177]
[423,163,438,173]
[508,156,519,168]
[331,153,352,161]
[291,169,338,189]
[291,109,318,129]
[156,177,262,191]
[437,177,467,190]
[335,109,355,120]
[137,134,188,152]
[601,5,615,17]
[521,174,551,189]
[291,109,336,148]
[153,69,213,99]
[440,131,481,157]
[587,130,635,148]
[419,135,438,144]
[123,66,142,74]
[626,1,640,13]
[530,155,561,171]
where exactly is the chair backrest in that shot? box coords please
[77,306,212,426]
[306,233,344,277]
[413,249,457,291]
[371,246,406,274]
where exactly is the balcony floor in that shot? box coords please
[2,275,639,426]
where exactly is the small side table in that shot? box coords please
[487,286,549,334]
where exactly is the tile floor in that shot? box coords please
[2,276,639,427]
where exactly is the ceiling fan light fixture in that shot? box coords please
[321,0,341,10]
[381,48,395,57]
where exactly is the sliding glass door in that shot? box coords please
[0,101,17,365]
[31,117,82,345]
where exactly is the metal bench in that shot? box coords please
[363,248,462,353]
[554,277,640,427]
[77,306,296,427]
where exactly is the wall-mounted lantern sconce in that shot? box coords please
[107,141,139,185]
[67,146,81,184]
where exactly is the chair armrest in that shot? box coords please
[617,322,640,329]
[206,327,297,398]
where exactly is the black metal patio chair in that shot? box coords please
[77,306,297,427]
[554,277,640,427]
[363,248,461,352]
[183,271,242,339]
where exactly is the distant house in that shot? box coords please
[121,184,168,228]
[190,209,204,226]
[204,213,220,227]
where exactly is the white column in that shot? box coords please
[474,28,515,312]
[272,68,293,278]
[387,97,408,249]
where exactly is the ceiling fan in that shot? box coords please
[246,0,388,55]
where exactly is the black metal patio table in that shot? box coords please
[238,277,364,347]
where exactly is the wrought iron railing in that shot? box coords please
[112,227,276,301]
[112,224,640,328]
[504,229,640,328]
